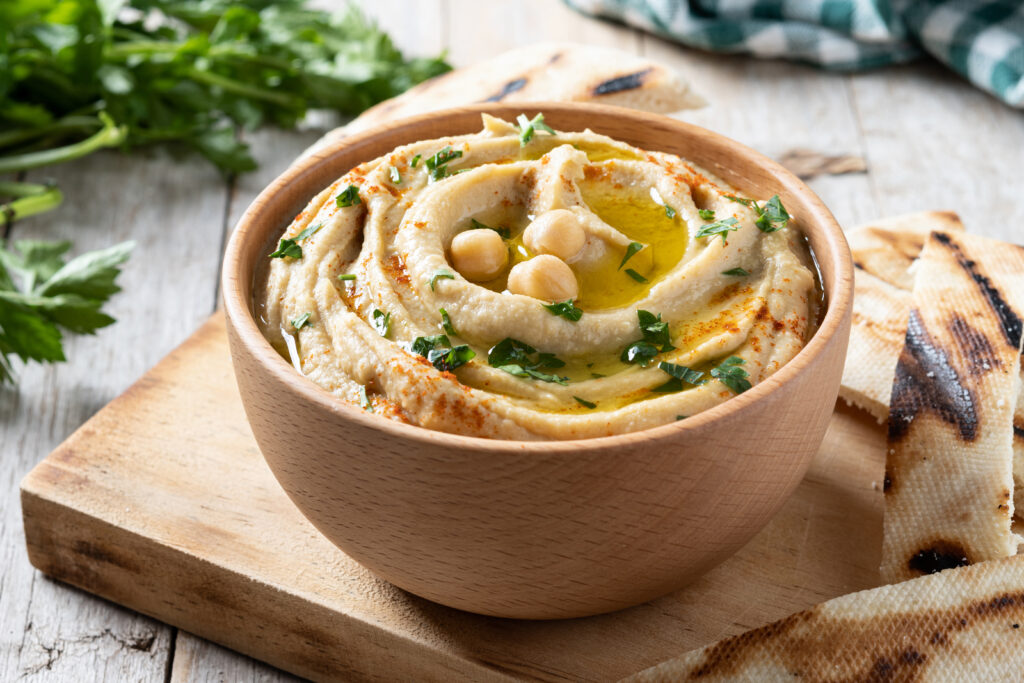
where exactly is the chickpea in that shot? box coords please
[507,254,579,301]
[450,228,508,281]
[522,209,587,262]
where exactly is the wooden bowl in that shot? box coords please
[222,103,852,619]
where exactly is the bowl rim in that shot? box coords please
[222,101,853,454]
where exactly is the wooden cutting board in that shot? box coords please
[21,312,886,682]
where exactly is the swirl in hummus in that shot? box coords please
[255,113,820,440]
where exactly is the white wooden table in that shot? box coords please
[3,1,1022,680]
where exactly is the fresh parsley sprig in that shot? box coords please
[516,113,556,146]
[487,337,568,384]
[711,356,752,393]
[618,241,645,270]
[543,299,583,322]
[0,239,133,383]
[408,334,475,372]
[695,217,740,243]
[424,145,463,181]
[725,194,791,233]
[620,310,674,366]
[652,361,704,393]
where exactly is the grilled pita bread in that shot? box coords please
[881,231,1024,584]
[625,554,1024,682]
[840,211,965,421]
[301,42,704,158]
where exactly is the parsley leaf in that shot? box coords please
[625,269,648,283]
[0,239,132,383]
[652,361,705,392]
[429,269,454,291]
[337,273,356,281]
[291,312,312,330]
[664,204,677,219]
[440,307,457,335]
[335,185,361,207]
[372,309,391,338]
[618,241,645,270]
[698,209,716,220]
[573,396,597,409]
[296,223,323,241]
[711,356,752,394]
[424,145,463,181]
[620,310,674,366]
[543,299,583,322]
[411,154,421,168]
[389,165,401,184]
[755,195,790,233]
[269,238,302,259]
[695,217,740,243]
[487,337,568,384]
[408,334,475,372]
[471,218,510,239]
[722,267,750,277]
[516,113,556,146]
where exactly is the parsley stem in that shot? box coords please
[185,68,301,108]
[0,115,103,151]
[0,182,63,224]
[0,113,126,173]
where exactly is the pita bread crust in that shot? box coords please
[301,42,704,159]
[840,211,965,421]
[625,555,1024,682]
[881,231,1024,584]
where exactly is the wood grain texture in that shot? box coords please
[6,0,1023,679]
[22,313,887,682]
[223,101,852,618]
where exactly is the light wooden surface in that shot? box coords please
[22,313,884,682]
[2,0,1022,680]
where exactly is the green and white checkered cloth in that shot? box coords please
[563,0,1024,108]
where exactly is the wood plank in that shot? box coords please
[21,313,888,682]
[3,147,229,680]
[639,36,878,230]
[849,61,1024,243]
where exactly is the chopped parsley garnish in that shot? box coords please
[574,396,597,409]
[372,309,391,338]
[722,267,750,277]
[676,415,687,421]
[725,194,790,233]
[389,165,401,184]
[695,217,740,243]
[337,273,356,281]
[625,268,648,283]
[411,154,421,167]
[516,113,556,146]
[269,238,303,259]
[408,334,475,372]
[440,308,457,335]
[270,222,323,259]
[487,337,568,384]
[543,299,583,322]
[296,223,323,241]
[618,241,645,269]
[358,385,373,412]
[424,145,463,181]
[335,184,361,207]
[755,195,790,233]
[291,312,311,330]
[711,356,752,393]
[664,204,677,219]
[621,310,674,365]
[429,269,454,291]
[652,361,705,393]
[471,218,510,239]
[698,209,716,220]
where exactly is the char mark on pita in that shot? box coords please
[483,77,528,102]
[907,541,971,575]
[592,68,653,95]
[888,309,979,443]
[932,231,1024,349]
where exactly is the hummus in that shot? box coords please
[256,114,819,440]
